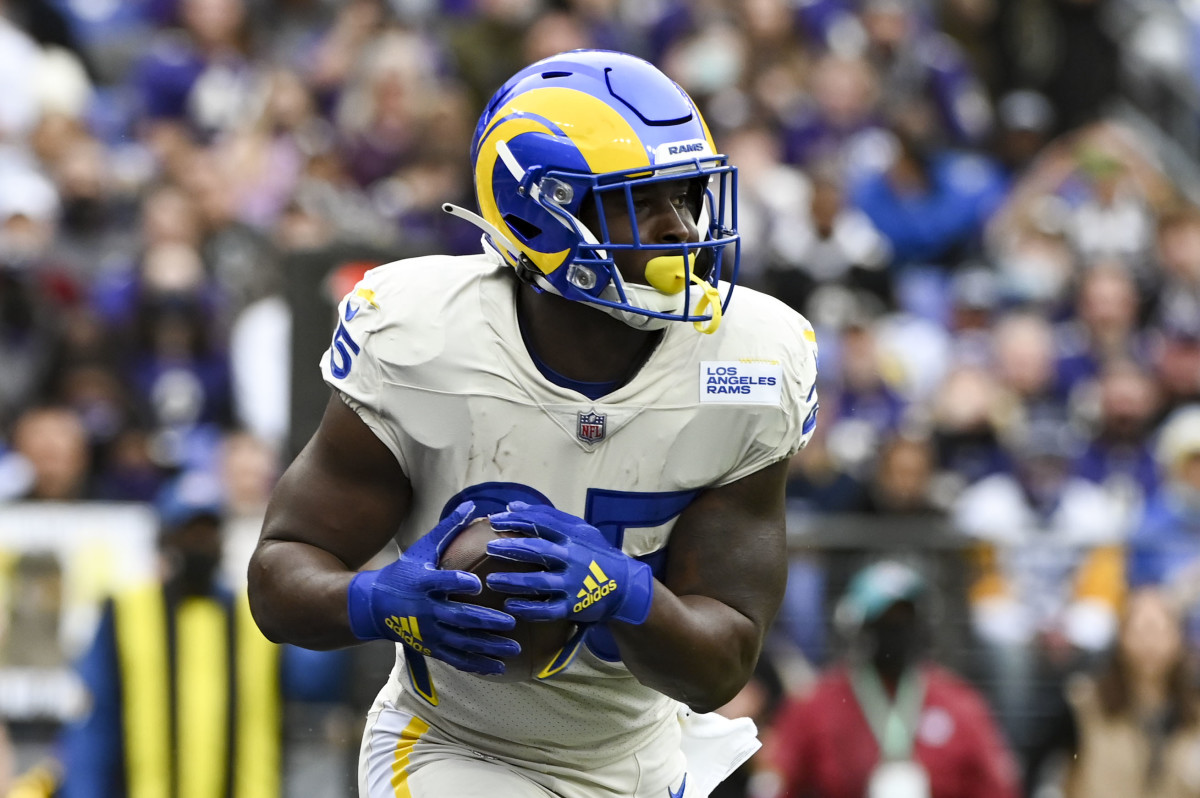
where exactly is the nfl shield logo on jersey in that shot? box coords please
[577,411,607,443]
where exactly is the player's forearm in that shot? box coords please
[247,539,361,649]
[610,586,766,712]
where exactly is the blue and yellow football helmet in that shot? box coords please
[444,50,740,333]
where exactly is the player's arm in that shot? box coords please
[612,458,789,712]
[248,393,413,649]
[249,394,519,671]
[488,459,790,712]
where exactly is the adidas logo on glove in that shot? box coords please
[385,614,432,656]
[574,562,618,613]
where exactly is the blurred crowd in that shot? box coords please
[2,0,1200,795]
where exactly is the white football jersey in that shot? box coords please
[321,253,818,769]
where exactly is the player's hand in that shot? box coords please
[485,502,654,625]
[346,500,520,676]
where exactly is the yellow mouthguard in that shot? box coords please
[644,253,695,295]
[642,252,722,334]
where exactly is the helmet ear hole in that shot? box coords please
[504,214,543,243]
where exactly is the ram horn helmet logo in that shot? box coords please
[577,410,607,443]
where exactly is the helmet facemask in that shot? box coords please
[449,49,742,333]
[538,161,739,333]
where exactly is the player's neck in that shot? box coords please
[516,282,663,386]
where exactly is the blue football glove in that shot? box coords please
[485,502,654,625]
[346,500,520,676]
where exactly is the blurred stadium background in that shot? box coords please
[1,0,1200,795]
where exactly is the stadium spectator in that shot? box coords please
[333,27,446,189]
[1063,587,1200,797]
[943,264,1000,368]
[766,560,1019,798]
[859,433,943,516]
[1028,0,1120,134]
[929,364,1011,493]
[720,124,815,293]
[786,415,871,516]
[1063,149,1156,274]
[953,417,1127,763]
[750,157,892,318]
[55,471,286,798]
[987,122,1175,294]
[369,90,481,256]
[51,360,145,490]
[177,145,282,313]
[656,10,747,116]
[128,0,259,139]
[8,405,93,500]
[1150,313,1200,419]
[1054,262,1149,399]
[302,0,387,105]
[848,112,1006,269]
[1128,404,1200,646]
[1150,205,1200,334]
[441,0,540,110]
[991,310,1069,425]
[519,10,594,69]
[859,0,994,147]
[1027,588,1200,798]
[991,221,1078,310]
[0,6,55,141]
[208,67,313,232]
[833,316,907,431]
[779,54,890,178]
[0,260,62,429]
[791,0,860,50]
[91,427,164,503]
[730,0,811,131]
[41,128,141,283]
[1071,360,1161,520]
[218,428,278,520]
[120,241,233,432]
[991,90,1057,180]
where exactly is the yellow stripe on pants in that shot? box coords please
[390,716,430,798]
[176,598,229,798]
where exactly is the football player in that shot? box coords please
[248,49,819,798]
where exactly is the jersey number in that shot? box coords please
[402,482,699,703]
[328,322,359,379]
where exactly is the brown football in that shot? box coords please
[438,516,575,682]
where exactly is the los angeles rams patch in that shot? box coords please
[700,361,783,404]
